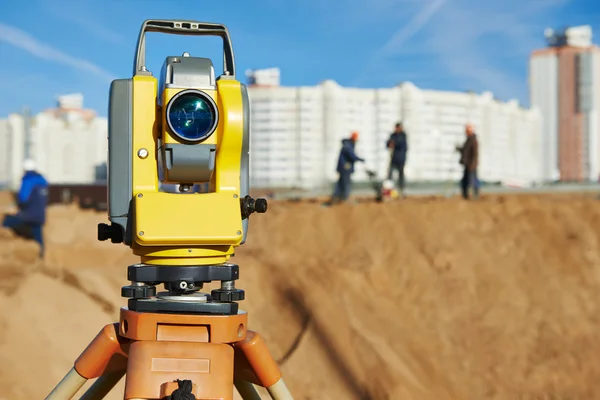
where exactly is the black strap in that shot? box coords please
[169,380,196,400]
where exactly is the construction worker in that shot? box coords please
[455,124,480,199]
[386,122,408,197]
[329,131,365,205]
[1,159,48,257]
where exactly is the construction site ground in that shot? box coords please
[1,190,600,399]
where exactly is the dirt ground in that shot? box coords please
[1,191,600,399]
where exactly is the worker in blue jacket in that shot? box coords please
[2,159,48,258]
[328,131,365,205]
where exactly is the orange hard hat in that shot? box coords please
[351,131,359,141]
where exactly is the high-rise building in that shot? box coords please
[246,71,543,190]
[530,25,600,182]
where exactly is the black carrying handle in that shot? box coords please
[133,19,235,78]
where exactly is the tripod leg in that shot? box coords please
[266,380,293,400]
[79,370,126,400]
[234,379,262,400]
[45,368,88,399]
[234,331,294,400]
[46,323,129,400]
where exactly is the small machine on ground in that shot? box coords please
[366,170,399,202]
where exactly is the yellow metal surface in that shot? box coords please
[139,254,231,265]
[136,246,233,258]
[133,191,243,246]
[131,76,159,194]
[127,75,246,264]
[214,80,244,194]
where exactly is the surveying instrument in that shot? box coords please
[46,20,294,400]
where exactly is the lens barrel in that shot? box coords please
[166,89,219,142]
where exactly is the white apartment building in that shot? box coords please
[247,71,544,189]
[0,118,12,187]
[0,81,543,192]
[0,113,28,189]
[0,94,107,190]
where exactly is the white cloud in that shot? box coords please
[40,0,125,45]
[414,0,572,103]
[378,0,448,55]
[352,0,448,85]
[0,23,115,82]
[66,20,124,45]
[354,0,573,103]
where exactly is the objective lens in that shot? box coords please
[166,90,218,142]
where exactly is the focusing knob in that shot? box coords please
[240,196,268,219]
[255,198,268,213]
[211,288,245,302]
[98,223,111,241]
[97,223,123,244]
[122,285,156,299]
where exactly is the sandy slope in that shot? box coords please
[1,193,600,399]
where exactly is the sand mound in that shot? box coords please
[0,213,129,399]
[1,193,600,399]
[0,227,43,295]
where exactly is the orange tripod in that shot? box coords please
[45,263,293,400]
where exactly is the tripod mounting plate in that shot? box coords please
[129,298,239,315]
[157,291,209,302]
[123,264,244,315]
[128,263,240,284]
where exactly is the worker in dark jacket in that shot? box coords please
[386,122,408,196]
[329,131,365,204]
[2,159,49,257]
[455,124,480,199]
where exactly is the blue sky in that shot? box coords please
[0,0,599,117]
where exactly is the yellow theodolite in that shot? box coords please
[45,19,293,400]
